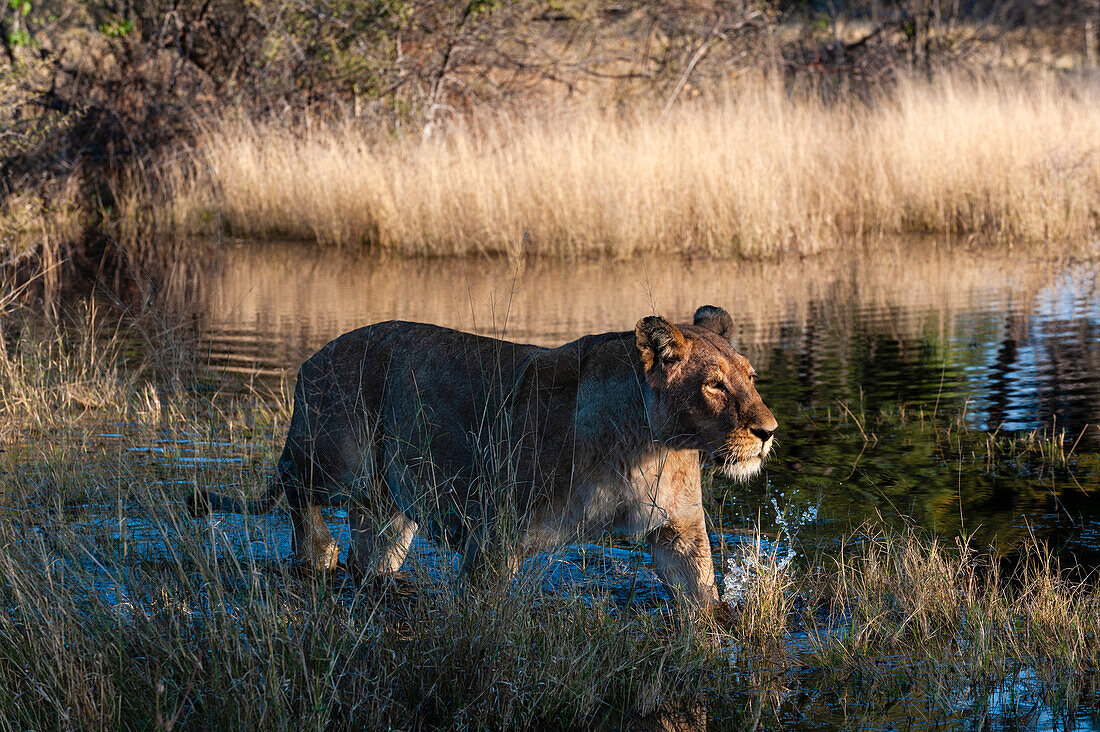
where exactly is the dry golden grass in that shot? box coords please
[162,73,1100,257]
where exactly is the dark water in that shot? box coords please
[173,241,1100,564]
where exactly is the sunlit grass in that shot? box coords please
[155,73,1100,258]
[804,526,1100,718]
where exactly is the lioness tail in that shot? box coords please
[186,482,285,517]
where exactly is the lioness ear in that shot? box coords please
[635,316,688,373]
[693,305,735,342]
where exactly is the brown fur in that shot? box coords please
[188,305,778,611]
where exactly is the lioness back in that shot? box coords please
[281,321,545,505]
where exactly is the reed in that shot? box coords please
[159,73,1100,258]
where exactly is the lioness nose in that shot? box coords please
[751,425,776,442]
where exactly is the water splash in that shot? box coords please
[721,493,818,606]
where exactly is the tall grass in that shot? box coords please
[0,514,715,728]
[803,526,1100,720]
[0,305,144,434]
[3,313,1099,727]
[160,74,1100,257]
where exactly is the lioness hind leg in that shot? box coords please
[291,503,341,573]
[346,502,418,582]
[649,512,719,610]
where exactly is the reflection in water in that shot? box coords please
[179,241,1100,438]
[170,241,1100,559]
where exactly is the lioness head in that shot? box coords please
[635,305,778,481]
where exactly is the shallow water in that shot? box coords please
[9,240,1100,729]
[170,240,1100,566]
[48,509,686,614]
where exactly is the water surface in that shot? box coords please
[169,241,1100,564]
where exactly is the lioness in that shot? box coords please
[188,305,777,610]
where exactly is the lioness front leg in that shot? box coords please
[291,503,341,572]
[648,510,719,609]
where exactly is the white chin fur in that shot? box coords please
[721,455,763,482]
